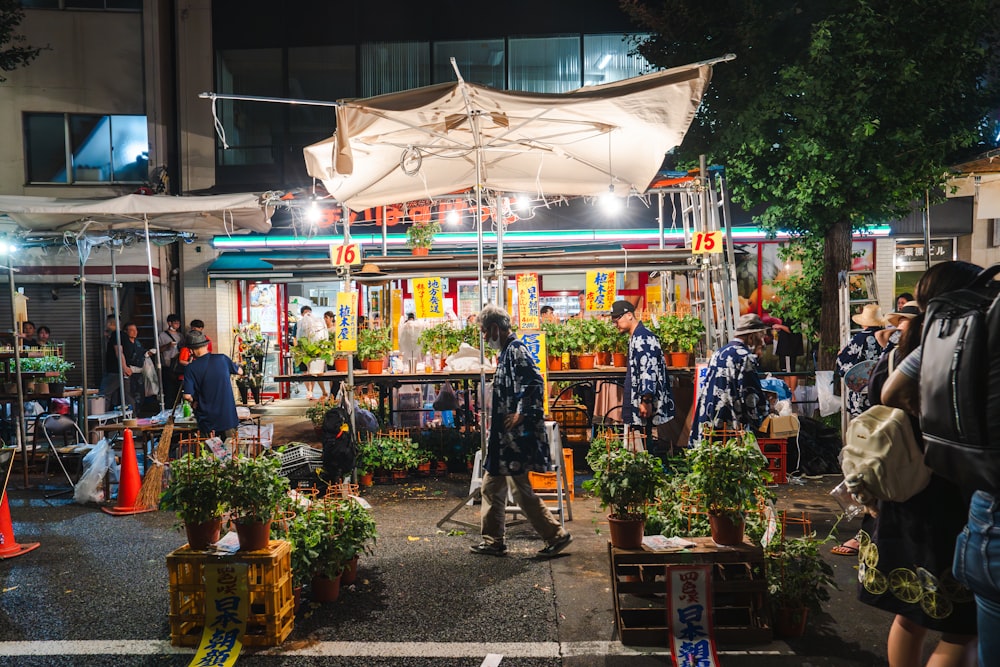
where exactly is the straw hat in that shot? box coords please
[851,303,888,328]
[354,263,386,277]
[886,301,920,327]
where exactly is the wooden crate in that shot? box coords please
[550,404,590,444]
[167,540,294,648]
[609,537,772,647]
[528,447,575,500]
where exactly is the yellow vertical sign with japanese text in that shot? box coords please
[414,277,444,318]
[645,283,662,314]
[586,270,616,312]
[517,273,540,330]
[520,330,549,416]
[191,562,248,667]
[391,288,403,349]
[334,291,358,352]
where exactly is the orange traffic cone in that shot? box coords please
[0,490,40,559]
[102,428,154,516]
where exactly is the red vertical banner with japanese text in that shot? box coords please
[517,273,540,329]
[334,291,358,353]
[414,277,444,319]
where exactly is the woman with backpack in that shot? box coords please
[857,261,982,667]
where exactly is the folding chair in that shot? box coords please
[37,413,90,496]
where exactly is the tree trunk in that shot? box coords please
[819,220,853,370]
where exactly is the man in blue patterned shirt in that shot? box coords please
[611,300,675,449]
[689,313,770,446]
[470,304,572,558]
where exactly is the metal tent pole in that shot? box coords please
[78,254,88,432]
[6,261,27,487]
[143,216,165,412]
[110,245,128,415]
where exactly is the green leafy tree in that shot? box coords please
[622,0,1000,366]
[0,1,44,82]
[765,238,824,346]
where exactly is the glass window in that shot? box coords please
[432,39,505,88]
[508,36,580,93]
[25,113,67,183]
[216,48,283,166]
[583,34,653,86]
[24,112,148,184]
[359,42,430,97]
[288,46,355,137]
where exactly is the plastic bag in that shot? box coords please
[73,438,114,504]
[815,370,840,417]
[143,356,160,397]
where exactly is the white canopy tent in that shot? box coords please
[0,192,272,485]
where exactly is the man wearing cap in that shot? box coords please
[836,303,888,418]
[611,300,674,449]
[182,330,242,440]
[689,313,770,446]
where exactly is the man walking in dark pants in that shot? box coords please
[182,330,241,440]
[611,300,674,450]
[470,304,572,558]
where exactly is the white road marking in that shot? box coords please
[0,639,789,658]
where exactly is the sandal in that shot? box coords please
[830,543,859,556]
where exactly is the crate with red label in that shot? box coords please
[756,438,787,485]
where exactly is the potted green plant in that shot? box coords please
[418,322,464,368]
[670,313,705,366]
[405,219,441,255]
[765,534,837,637]
[159,452,231,549]
[358,327,392,374]
[337,496,377,585]
[227,452,290,551]
[379,433,422,479]
[541,321,567,369]
[306,398,337,432]
[685,432,774,545]
[291,337,334,374]
[609,326,628,367]
[355,435,381,485]
[583,430,665,549]
[45,356,73,395]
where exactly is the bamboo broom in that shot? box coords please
[136,386,185,509]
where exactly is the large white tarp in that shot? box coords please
[304,62,713,210]
[0,192,272,234]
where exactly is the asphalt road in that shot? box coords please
[0,446,903,666]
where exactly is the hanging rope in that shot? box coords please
[209,95,230,150]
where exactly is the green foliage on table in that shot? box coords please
[405,219,441,249]
[659,313,705,353]
[160,452,231,525]
[540,321,567,357]
[19,355,74,382]
[418,322,464,357]
[355,436,381,475]
[357,327,392,362]
[291,337,334,366]
[227,452,289,523]
[685,432,774,523]
[765,533,837,613]
[583,430,665,521]
[561,317,604,355]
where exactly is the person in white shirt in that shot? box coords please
[295,305,328,400]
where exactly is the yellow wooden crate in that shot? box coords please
[167,540,294,648]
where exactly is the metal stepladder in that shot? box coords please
[437,421,572,530]
[837,269,879,434]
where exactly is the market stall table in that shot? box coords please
[92,418,199,470]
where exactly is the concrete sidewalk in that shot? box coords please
[0,420,900,666]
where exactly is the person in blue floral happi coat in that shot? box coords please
[611,300,675,449]
[689,313,770,446]
[835,303,888,418]
[469,304,572,558]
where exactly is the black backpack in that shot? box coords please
[320,405,357,483]
[920,265,1000,493]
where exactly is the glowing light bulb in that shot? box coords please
[306,201,321,225]
[446,209,461,225]
[515,196,531,213]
